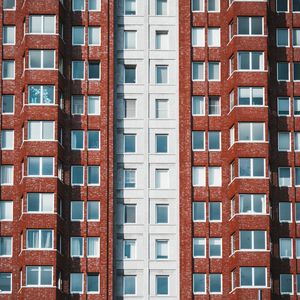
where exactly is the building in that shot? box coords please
[1,0,300,299]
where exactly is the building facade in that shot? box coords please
[1,0,300,299]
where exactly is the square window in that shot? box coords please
[124,239,135,259]
[155,169,169,189]
[208,96,220,115]
[72,61,84,80]
[1,165,13,185]
[193,273,205,294]
[87,166,100,185]
[208,166,222,186]
[87,237,100,257]
[192,27,205,47]
[209,274,222,293]
[208,28,220,47]
[293,0,300,11]
[124,134,136,153]
[71,131,84,150]
[88,0,100,11]
[156,31,169,49]
[70,273,83,294]
[124,169,136,188]
[193,238,206,257]
[208,0,220,11]
[72,95,84,115]
[278,97,290,116]
[0,201,13,220]
[278,132,290,151]
[192,96,205,115]
[279,202,292,222]
[294,63,300,81]
[280,238,293,258]
[277,0,288,11]
[208,62,220,81]
[71,166,84,185]
[192,0,204,11]
[3,0,15,9]
[70,237,83,257]
[192,131,204,151]
[192,62,204,81]
[124,99,136,118]
[293,29,300,46]
[0,237,12,256]
[209,202,221,221]
[193,202,205,221]
[156,65,168,84]
[208,131,220,150]
[278,167,291,187]
[156,240,168,259]
[2,95,14,114]
[209,238,222,257]
[280,274,293,294]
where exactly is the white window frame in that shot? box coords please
[28,15,56,35]
[28,50,55,70]
[26,229,54,250]
[237,87,264,107]
[26,266,53,287]
[277,62,290,81]
[237,16,264,36]
[277,97,290,116]
[276,28,290,47]
[240,267,267,288]
[70,273,84,294]
[70,201,84,222]
[239,230,267,251]
[280,274,294,295]
[28,121,55,141]
[70,237,84,257]
[3,25,15,45]
[280,238,293,259]
[193,238,206,258]
[72,26,85,45]
[238,122,265,142]
[278,132,291,151]
[238,158,265,178]
[27,157,54,177]
[237,51,264,71]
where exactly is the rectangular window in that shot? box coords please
[278,132,291,151]
[277,28,289,47]
[124,275,136,295]
[29,15,55,34]
[28,121,54,141]
[278,167,291,187]
[155,99,168,118]
[277,62,289,81]
[1,165,13,185]
[155,31,169,49]
[193,238,206,257]
[124,204,136,224]
[87,201,100,221]
[280,274,293,295]
[0,273,11,293]
[156,240,168,259]
[279,202,292,222]
[280,238,293,258]
[0,201,13,221]
[192,27,204,47]
[26,229,53,249]
[2,60,15,79]
[193,273,206,294]
[2,95,14,113]
[72,61,85,80]
[156,134,168,153]
[26,266,52,287]
[124,0,136,15]
[87,273,99,294]
[208,62,220,81]
[87,131,100,150]
[192,166,205,186]
[124,239,135,259]
[70,237,83,257]
[208,167,222,186]
[28,85,54,105]
[124,30,136,49]
[88,0,100,11]
[208,27,220,47]
[293,29,300,46]
[240,267,266,287]
[192,0,204,11]
[240,231,266,250]
[208,131,221,150]
[209,274,222,294]
[3,26,15,44]
[238,158,265,178]
[87,237,100,257]
[208,96,220,115]
[156,65,168,84]
[0,237,12,256]
[209,202,221,221]
[193,202,205,222]
[72,26,84,45]
[73,0,85,10]
[70,273,83,294]
[155,169,169,189]
[277,0,288,12]
[238,17,263,35]
[278,97,290,116]
[296,167,300,186]
[238,123,264,142]
[238,87,264,106]
[87,166,100,185]
[192,96,205,116]
[88,27,100,45]
[27,193,54,213]
[29,50,55,69]
[124,99,136,118]
[296,239,300,258]
[156,0,168,15]
[156,275,169,295]
[208,0,220,11]
[124,65,136,83]
[192,62,204,81]
[71,201,83,221]
[72,95,84,115]
[192,131,205,151]
[71,166,84,185]
[27,157,53,177]
[124,134,136,153]
[295,97,300,115]
[88,61,100,80]
[209,238,222,257]
[71,130,84,150]
[294,63,300,81]
[238,52,264,71]
[124,169,136,188]
[293,0,300,11]
[239,194,266,214]
[3,0,15,9]
[1,130,14,150]
[156,204,168,224]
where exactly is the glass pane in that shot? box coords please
[239,158,251,176]
[238,17,249,35]
[26,267,39,285]
[88,166,99,185]
[71,273,83,292]
[88,27,100,45]
[238,88,250,105]
[252,17,262,35]
[87,201,99,220]
[240,267,252,286]
[156,205,168,223]
[253,158,264,176]
[72,166,84,184]
[42,157,53,175]
[87,274,99,292]
[254,267,266,286]
[0,273,11,292]
[88,0,100,10]
[73,26,84,45]
[40,267,52,285]
[88,62,100,79]
[193,202,205,221]
[71,202,83,220]
[43,50,55,68]
[73,61,84,79]
[192,131,204,150]
[44,16,55,34]
[88,131,100,149]
[193,274,205,293]
[192,96,204,115]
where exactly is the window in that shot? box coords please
[192,131,205,151]
[2,60,14,79]
[293,0,300,11]
[123,275,136,295]
[124,65,136,83]
[297,274,300,294]
[238,123,264,142]
[124,239,135,259]
[278,167,291,187]
[70,273,83,294]
[208,28,220,47]
[192,28,204,47]
[192,166,205,186]
[278,97,290,116]
[0,237,12,256]
[296,167,300,186]
[70,237,83,257]
[29,50,55,69]
[193,274,206,294]
[193,238,205,257]
[87,96,100,115]
[240,267,266,287]
[238,17,263,35]
[87,131,100,150]
[277,0,288,12]
[87,237,100,257]
[278,132,291,151]
[280,274,293,295]
[124,30,136,49]
[208,62,220,81]
[88,62,100,79]
[26,230,53,249]
[296,203,300,222]
[293,29,300,46]
[1,166,13,185]
[209,202,221,221]
[192,96,205,116]
[295,97,300,115]
[124,0,136,15]
[209,238,222,257]
[239,194,266,214]
[209,274,222,294]
[87,274,99,294]
[27,193,54,213]
[29,15,55,34]
[156,240,168,259]
[240,231,266,250]
[28,121,54,141]
[87,166,100,185]
[208,167,221,186]
[238,158,265,177]
[238,52,263,71]
[230,126,234,146]
[73,0,84,10]
[208,96,220,115]
[1,130,14,150]
[88,0,100,11]
[124,134,136,153]
[156,0,167,15]
[71,201,83,221]
[156,275,169,295]
[155,169,169,189]
[124,99,136,118]
[71,166,84,185]
[277,28,289,47]
[156,65,168,84]
[28,85,54,105]
[192,0,204,11]
[156,31,169,49]
[72,26,84,45]
[124,204,136,223]
[297,239,300,258]
[280,238,292,258]
[155,99,168,118]
[156,204,168,224]
[0,273,11,293]
[208,132,221,150]
[71,131,84,150]
[238,87,264,106]
[88,27,100,45]
[193,202,205,221]
[0,201,13,221]
[27,157,53,177]
[72,61,84,80]
[156,134,168,153]
[208,0,220,11]
[294,63,300,81]
[3,26,15,44]
[3,0,15,9]
[124,169,136,188]
[87,201,100,221]
[277,62,289,81]
[2,95,14,113]
[192,62,204,81]
[71,95,84,114]
[279,202,292,222]
[26,266,52,287]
